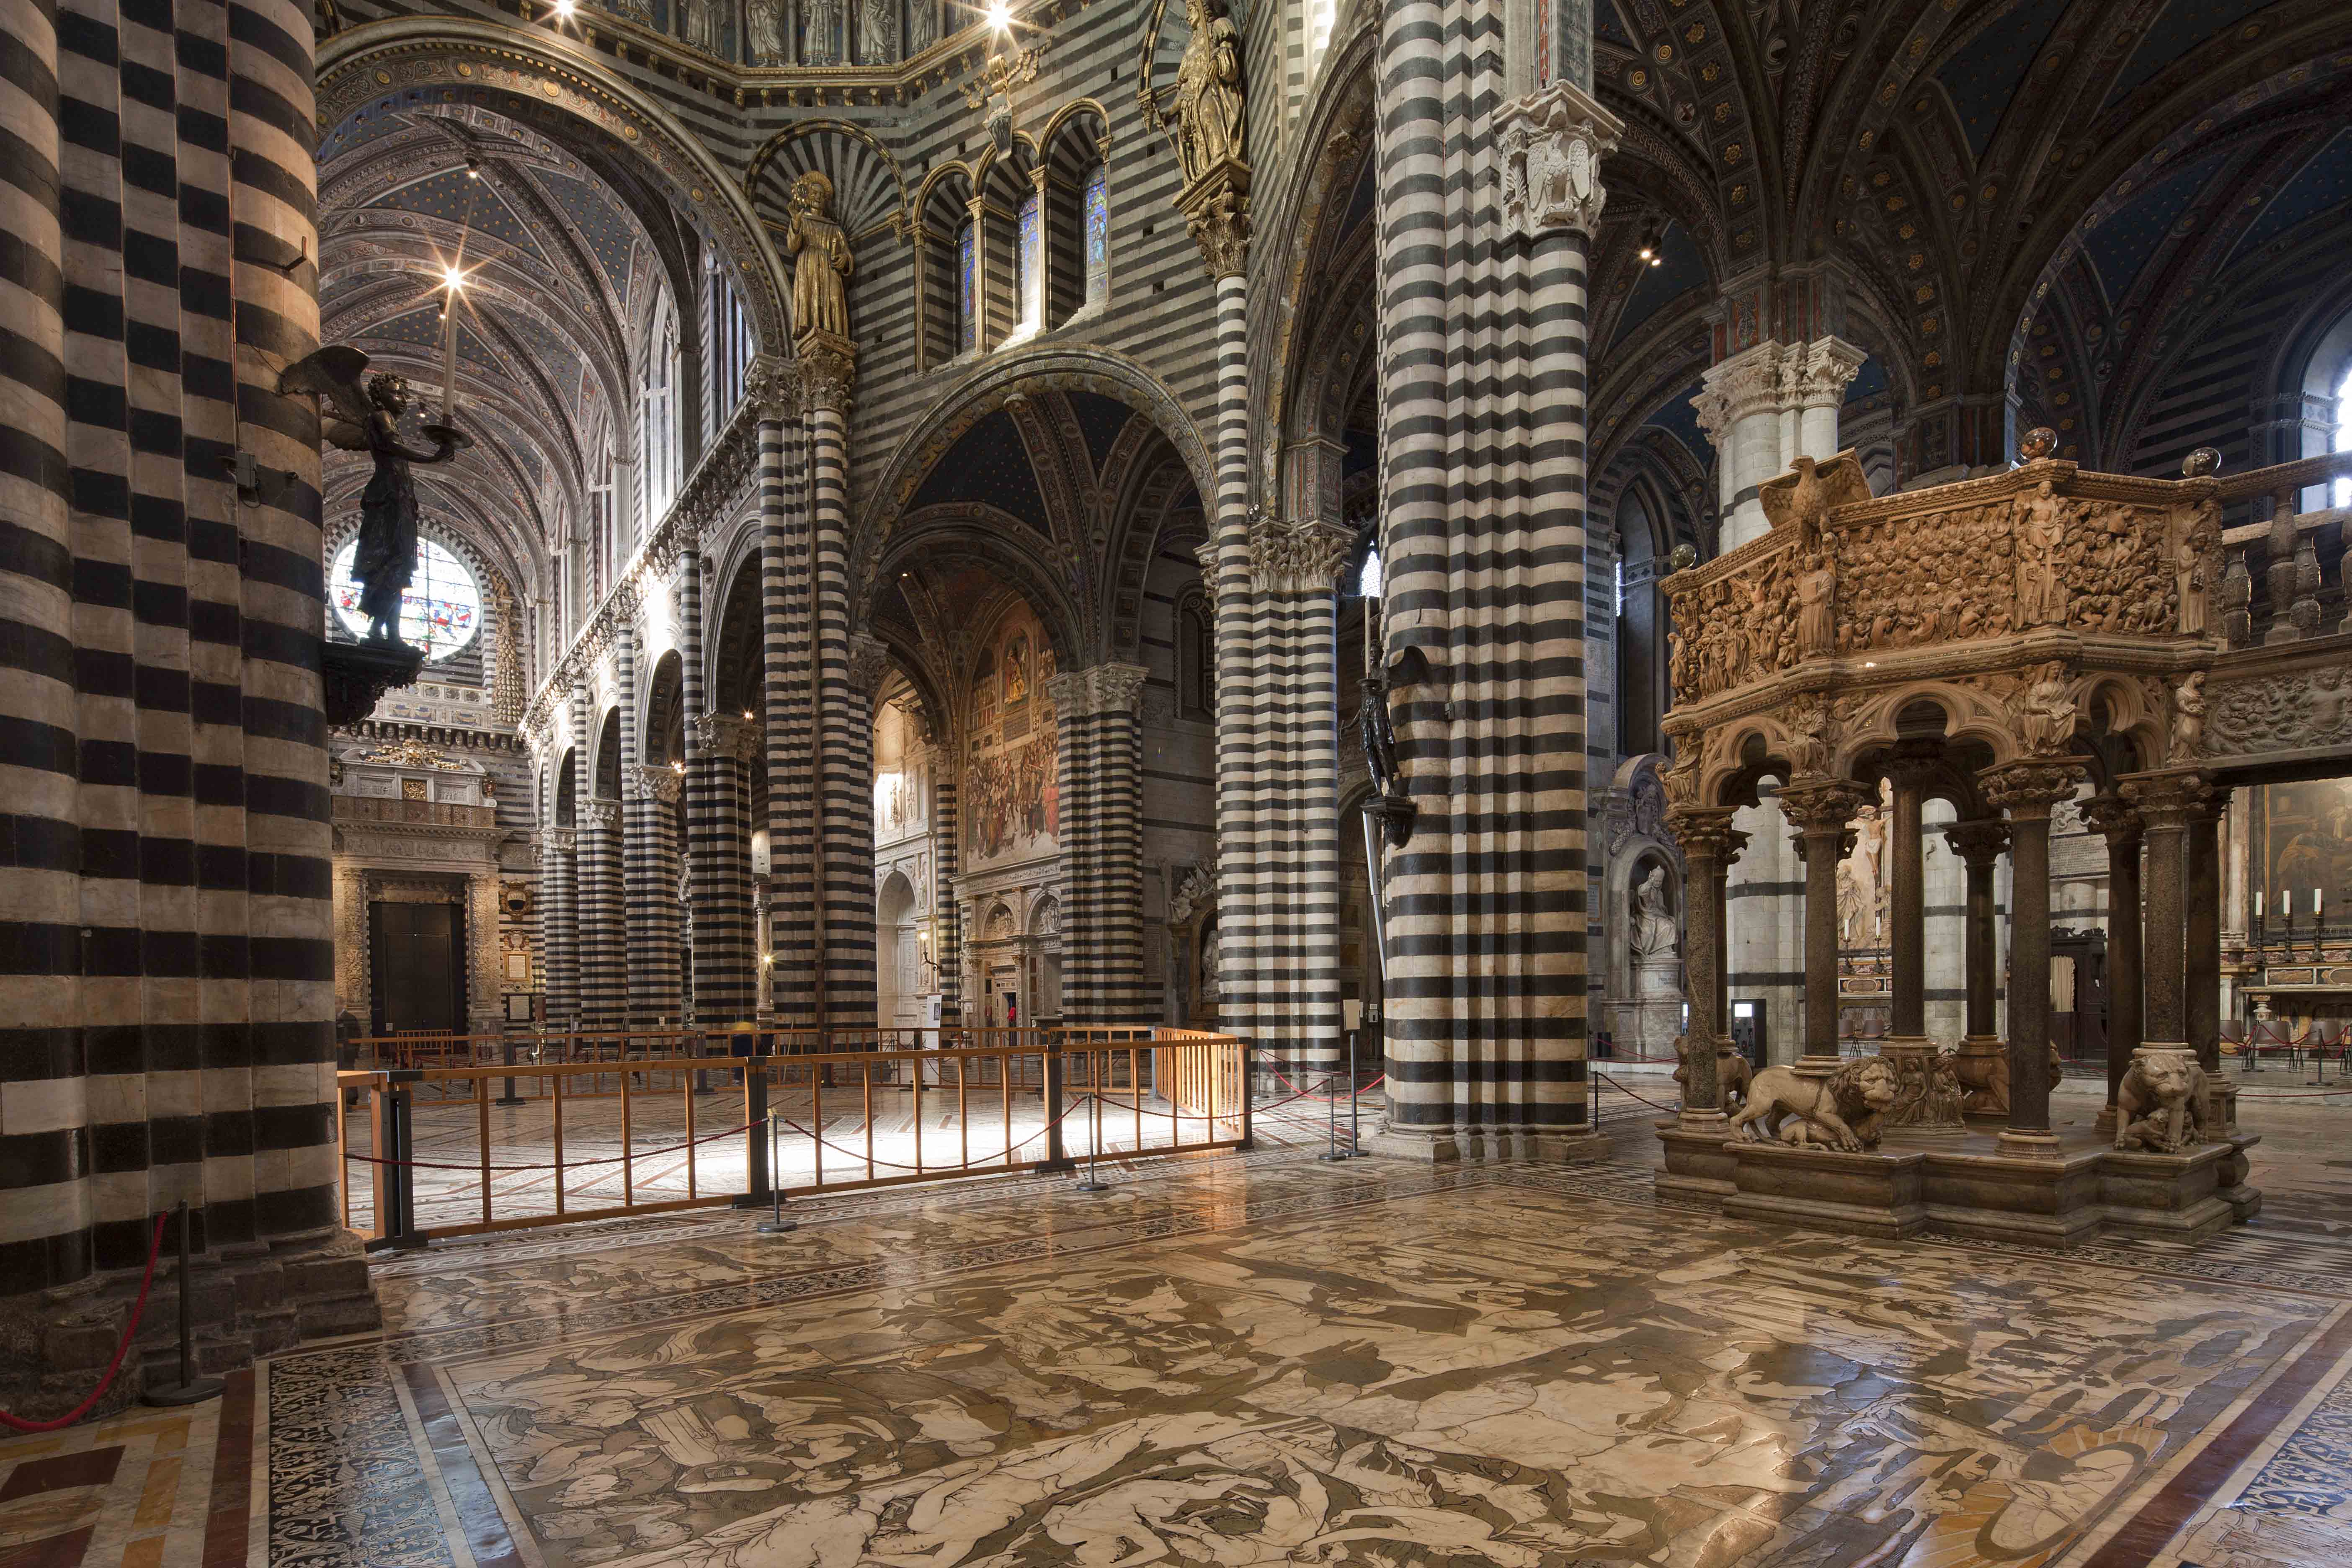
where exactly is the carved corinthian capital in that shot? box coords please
[1248,513,1354,596]
[1497,79,1624,240]
[1175,159,1252,281]
[696,712,755,761]
[1047,661,1150,721]
[627,762,683,805]
[744,353,802,421]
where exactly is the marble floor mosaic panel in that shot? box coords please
[14,1086,2352,1568]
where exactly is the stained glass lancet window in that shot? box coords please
[1083,164,1109,306]
[1016,189,1043,334]
[330,536,482,663]
[957,219,977,354]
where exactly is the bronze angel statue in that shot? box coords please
[281,346,469,646]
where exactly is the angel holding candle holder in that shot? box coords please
[282,345,472,647]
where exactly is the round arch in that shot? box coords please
[856,346,1213,585]
[315,15,793,356]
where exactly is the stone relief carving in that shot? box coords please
[2205,667,2352,757]
[2171,671,2205,761]
[2014,663,2078,757]
[1671,1035,1751,1109]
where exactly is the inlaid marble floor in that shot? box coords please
[12,1081,2352,1567]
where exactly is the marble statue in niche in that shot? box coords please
[786,170,854,342]
[747,0,787,64]
[1630,864,1677,960]
[1837,784,1888,947]
[679,0,717,52]
[856,0,897,62]
[804,0,843,64]
[1171,0,1245,183]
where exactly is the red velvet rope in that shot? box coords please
[0,1212,168,1432]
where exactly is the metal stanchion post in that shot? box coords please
[733,1057,772,1210]
[143,1200,223,1406]
[497,1029,523,1106]
[1318,1047,1344,1161]
[1075,1057,1112,1191]
[1346,1029,1361,1156]
[756,1112,796,1233]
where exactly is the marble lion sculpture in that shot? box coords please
[2115,1052,2210,1153]
[1728,1057,1899,1153]
[1670,1034,1754,1109]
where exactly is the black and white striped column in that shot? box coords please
[539,817,580,1027]
[625,763,684,1024]
[934,767,962,1025]
[1368,44,1620,1158]
[1051,664,1151,1024]
[573,678,624,1027]
[689,713,758,1023]
[805,366,876,1034]
[754,383,819,1029]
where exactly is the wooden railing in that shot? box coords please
[337,1026,1252,1245]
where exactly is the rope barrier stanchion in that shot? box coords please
[756,1109,796,1234]
[0,1211,167,1432]
[143,1199,222,1407]
[1318,1052,1344,1162]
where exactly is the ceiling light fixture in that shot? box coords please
[442,263,467,291]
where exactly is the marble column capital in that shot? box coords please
[1979,759,2086,820]
[1777,778,1874,836]
[1664,805,1746,867]
[1174,157,1252,280]
[1942,817,2012,866]
[2118,769,2213,831]
[540,827,576,856]
[1048,661,1150,721]
[578,798,621,833]
[627,763,684,804]
[1692,336,1868,445]
[2077,794,2143,848]
[1496,78,1623,239]
[848,633,892,701]
[696,712,756,761]
[796,335,857,413]
[1247,512,1354,596]
[744,353,803,422]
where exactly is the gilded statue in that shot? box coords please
[280,346,468,645]
[786,170,854,343]
[1172,0,1245,184]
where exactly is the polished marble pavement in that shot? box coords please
[12,1079,2352,1567]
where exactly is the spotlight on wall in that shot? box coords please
[442,263,468,291]
[1636,227,1665,266]
[552,0,575,16]
[984,0,1012,31]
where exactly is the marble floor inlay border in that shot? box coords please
[253,1152,2352,1568]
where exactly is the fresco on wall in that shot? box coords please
[965,607,1058,870]
[2257,778,2352,916]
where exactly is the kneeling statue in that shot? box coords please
[2115,1051,2210,1153]
[1728,1057,1899,1153]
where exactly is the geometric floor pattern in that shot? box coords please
[11,1080,2352,1567]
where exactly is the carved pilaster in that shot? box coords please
[1496,78,1623,238]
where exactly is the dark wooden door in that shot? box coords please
[371,901,464,1035]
